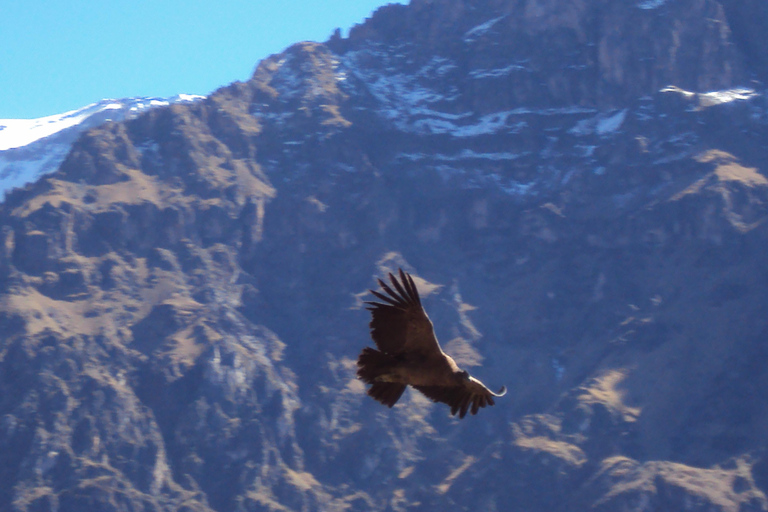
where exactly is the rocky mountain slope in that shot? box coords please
[1,0,768,510]
[0,95,203,201]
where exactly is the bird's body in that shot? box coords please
[361,348,459,386]
[357,268,506,418]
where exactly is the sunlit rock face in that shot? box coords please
[1,0,768,510]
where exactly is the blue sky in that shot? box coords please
[2,0,407,119]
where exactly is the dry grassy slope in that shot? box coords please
[0,80,308,511]
[1,0,768,511]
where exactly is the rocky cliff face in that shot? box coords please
[0,96,204,201]
[1,0,768,510]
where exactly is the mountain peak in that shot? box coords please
[0,95,204,201]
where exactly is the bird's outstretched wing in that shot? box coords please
[414,378,507,418]
[364,269,440,356]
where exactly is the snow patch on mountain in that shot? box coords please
[399,149,525,162]
[464,15,506,42]
[470,62,530,79]
[0,94,204,201]
[404,106,596,137]
[597,110,628,134]
[0,105,109,152]
[342,47,601,137]
[0,95,202,152]
[341,49,461,132]
[661,86,760,108]
[570,109,628,136]
[0,147,70,199]
[637,0,668,8]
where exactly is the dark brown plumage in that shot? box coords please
[357,268,506,418]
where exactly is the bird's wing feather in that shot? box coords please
[364,269,440,356]
[415,376,506,418]
[413,385,475,418]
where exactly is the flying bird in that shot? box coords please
[357,268,506,418]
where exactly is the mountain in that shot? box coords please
[1,0,768,511]
[0,95,203,200]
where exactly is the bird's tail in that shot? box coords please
[356,347,406,407]
[356,347,392,383]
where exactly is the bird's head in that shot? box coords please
[458,370,471,382]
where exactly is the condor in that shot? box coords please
[357,269,506,418]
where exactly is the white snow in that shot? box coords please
[400,149,524,162]
[464,15,506,41]
[660,85,696,99]
[569,109,627,136]
[418,56,457,77]
[699,88,758,107]
[434,107,591,138]
[340,49,463,130]
[127,94,204,113]
[342,46,597,137]
[470,63,529,79]
[0,95,204,152]
[402,107,582,137]
[661,86,759,108]
[0,106,100,151]
[347,62,461,132]
[0,94,204,201]
[596,109,627,135]
[637,0,668,9]
[0,146,69,200]
[172,94,203,103]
